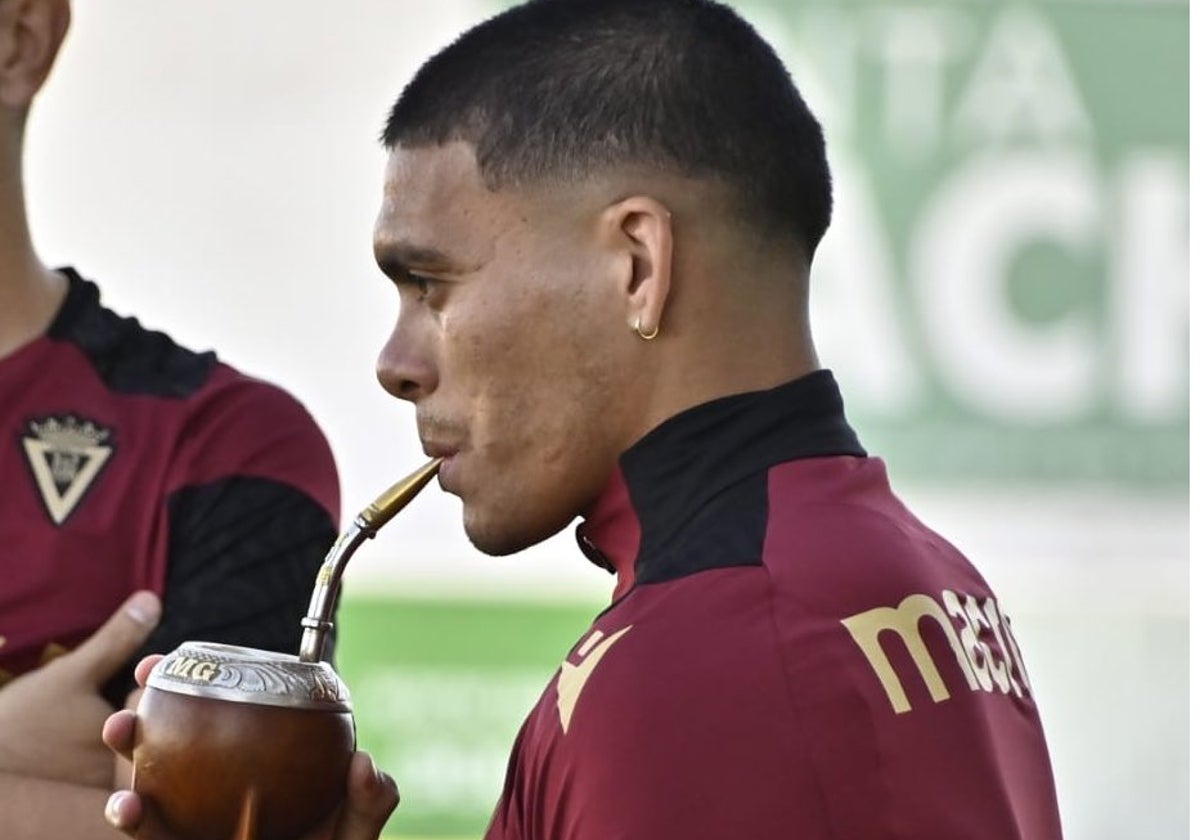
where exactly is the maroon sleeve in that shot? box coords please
[165,369,340,524]
[486,570,813,840]
[102,371,341,705]
[761,461,1062,839]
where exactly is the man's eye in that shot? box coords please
[401,271,433,300]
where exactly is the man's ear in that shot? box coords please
[600,195,674,341]
[0,0,69,110]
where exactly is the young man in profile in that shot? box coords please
[107,1,1063,837]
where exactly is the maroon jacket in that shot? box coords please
[0,269,339,703]
[486,372,1061,839]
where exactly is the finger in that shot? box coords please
[336,752,400,840]
[114,747,134,791]
[134,654,164,688]
[102,709,138,763]
[69,591,161,685]
[104,789,143,836]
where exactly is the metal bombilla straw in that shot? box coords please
[298,457,443,663]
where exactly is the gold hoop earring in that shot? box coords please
[634,316,659,341]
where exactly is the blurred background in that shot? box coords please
[26,0,1187,837]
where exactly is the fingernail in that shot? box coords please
[366,754,383,788]
[104,791,127,827]
[125,591,161,626]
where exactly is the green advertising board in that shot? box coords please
[490,0,1189,486]
[760,0,1189,486]
[339,597,602,839]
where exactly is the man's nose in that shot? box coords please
[376,321,437,402]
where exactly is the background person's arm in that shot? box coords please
[0,593,158,839]
[0,773,121,840]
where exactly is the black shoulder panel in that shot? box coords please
[49,268,217,398]
[619,371,865,587]
[101,475,338,706]
[634,470,768,587]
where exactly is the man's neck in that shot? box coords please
[0,129,67,360]
[0,260,66,359]
[625,262,821,448]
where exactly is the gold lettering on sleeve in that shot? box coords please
[843,590,1034,714]
[842,593,979,714]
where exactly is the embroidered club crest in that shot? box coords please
[21,414,115,525]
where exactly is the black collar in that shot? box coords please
[577,370,866,599]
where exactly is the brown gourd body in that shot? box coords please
[133,647,355,840]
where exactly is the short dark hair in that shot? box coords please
[382,0,832,257]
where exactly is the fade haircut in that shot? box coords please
[382,0,832,257]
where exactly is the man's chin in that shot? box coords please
[463,520,537,557]
[462,512,569,558]
[466,535,526,557]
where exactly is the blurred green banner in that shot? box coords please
[338,597,601,839]
[734,0,1189,485]
[491,0,1188,484]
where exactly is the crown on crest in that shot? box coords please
[27,415,111,450]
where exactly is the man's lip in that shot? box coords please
[428,447,461,495]
[421,442,459,460]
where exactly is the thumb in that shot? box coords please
[335,752,399,840]
[68,590,161,685]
